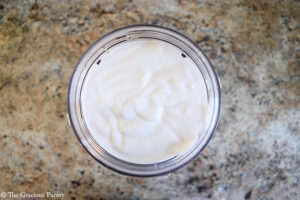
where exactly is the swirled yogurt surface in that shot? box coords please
[81,39,208,164]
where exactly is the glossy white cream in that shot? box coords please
[81,39,208,164]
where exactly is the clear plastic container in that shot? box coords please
[68,25,221,177]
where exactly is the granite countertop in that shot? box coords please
[0,0,299,199]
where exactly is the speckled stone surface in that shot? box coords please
[0,0,299,199]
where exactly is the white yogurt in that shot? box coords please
[81,39,208,164]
